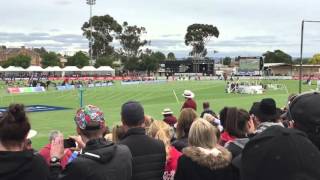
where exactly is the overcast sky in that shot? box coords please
[1,0,320,58]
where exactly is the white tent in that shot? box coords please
[26,66,44,72]
[96,66,115,75]
[81,66,97,72]
[3,66,26,72]
[44,66,62,72]
[97,66,114,72]
[62,66,81,72]
[0,66,4,71]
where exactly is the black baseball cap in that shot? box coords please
[240,126,320,180]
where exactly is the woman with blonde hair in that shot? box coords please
[172,108,197,152]
[174,118,234,180]
[148,121,181,180]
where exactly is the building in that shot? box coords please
[264,63,320,77]
[0,46,42,65]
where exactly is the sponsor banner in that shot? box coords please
[121,80,166,85]
[0,105,71,113]
[48,76,155,81]
[7,87,46,94]
[56,85,76,91]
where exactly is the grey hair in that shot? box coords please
[49,130,61,142]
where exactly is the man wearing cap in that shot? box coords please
[181,90,197,111]
[49,105,132,180]
[287,91,320,150]
[240,126,320,180]
[162,108,177,126]
[119,101,166,180]
[252,98,283,134]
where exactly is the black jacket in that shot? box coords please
[174,146,235,180]
[120,127,166,180]
[0,150,49,180]
[172,137,188,152]
[50,138,132,180]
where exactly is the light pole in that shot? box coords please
[86,0,96,65]
[299,20,320,93]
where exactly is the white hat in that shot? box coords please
[27,129,37,139]
[182,90,195,98]
[162,108,173,115]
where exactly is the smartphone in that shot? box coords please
[63,138,76,148]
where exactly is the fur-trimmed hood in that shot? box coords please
[182,146,232,170]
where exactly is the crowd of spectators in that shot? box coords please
[1,90,320,180]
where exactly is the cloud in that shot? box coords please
[54,0,72,5]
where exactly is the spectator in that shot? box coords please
[111,125,126,143]
[253,98,283,134]
[148,121,182,180]
[240,126,320,180]
[50,105,132,180]
[162,108,177,127]
[219,107,237,146]
[202,113,223,132]
[174,119,234,180]
[287,92,320,150]
[144,114,154,131]
[181,90,197,111]
[200,102,216,118]
[119,101,166,180]
[39,130,72,169]
[172,108,198,152]
[0,104,49,180]
[224,109,255,159]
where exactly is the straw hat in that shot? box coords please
[162,108,173,115]
[182,90,195,98]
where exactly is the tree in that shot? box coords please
[223,57,232,66]
[167,52,176,61]
[309,53,320,64]
[117,22,149,58]
[262,50,292,64]
[185,24,219,59]
[95,55,117,68]
[33,47,47,57]
[82,15,122,58]
[293,58,310,64]
[41,52,60,68]
[3,55,31,68]
[66,51,89,68]
[139,51,166,75]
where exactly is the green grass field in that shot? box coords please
[0,80,316,149]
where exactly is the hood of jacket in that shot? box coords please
[182,146,232,170]
[0,150,35,179]
[81,138,117,164]
[256,122,284,134]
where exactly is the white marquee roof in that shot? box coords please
[44,66,62,72]
[26,66,44,72]
[81,66,97,71]
[2,66,26,72]
[62,66,81,72]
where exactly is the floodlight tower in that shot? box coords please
[86,0,96,65]
[299,20,320,93]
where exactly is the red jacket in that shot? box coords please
[219,131,236,146]
[39,144,72,169]
[182,98,197,111]
[163,115,177,126]
[164,146,182,180]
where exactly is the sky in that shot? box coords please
[1,0,320,58]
